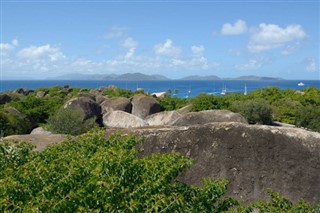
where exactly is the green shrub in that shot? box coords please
[0,130,239,212]
[232,98,273,125]
[103,88,136,98]
[296,105,320,132]
[8,95,64,124]
[191,93,222,112]
[272,98,302,124]
[157,95,188,111]
[46,108,97,135]
[0,111,33,136]
[230,189,320,212]
[0,141,35,178]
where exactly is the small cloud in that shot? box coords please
[125,48,135,59]
[154,39,181,57]
[305,58,319,72]
[0,39,19,51]
[104,26,126,39]
[235,57,269,71]
[12,39,19,46]
[122,37,138,49]
[281,42,301,56]
[248,23,306,53]
[17,44,65,61]
[221,19,247,35]
[191,45,204,56]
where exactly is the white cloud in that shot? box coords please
[281,42,301,56]
[122,37,138,49]
[305,58,318,72]
[17,44,65,61]
[221,19,247,35]
[125,48,135,59]
[2,38,219,79]
[104,26,126,39]
[0,39,18,51]
[248,23,306,52]
[12,39,19,46]
[235,57,269,71]
[191,45,204,56]
[154,39,181,57]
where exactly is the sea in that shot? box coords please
[1,80,319,98]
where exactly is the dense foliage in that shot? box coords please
[156,96,188,111]
[160,86,320,132]
[1,85,320,136]
[46,108,98,135]
[1,130,319,212]
[231,98,273,125]
[0,111,33,136]
[0,130,238,212]
[102,87,146,98]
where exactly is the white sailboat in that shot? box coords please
[244,84,247,95]
[298,82,304,86]
[220,85,226,95]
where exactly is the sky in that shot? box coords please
[1,0,319,80]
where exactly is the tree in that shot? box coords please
[296,105,320,132]
[46,107,97,135]
[232,98,273,125]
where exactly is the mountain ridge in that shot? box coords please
[48,73,284,81]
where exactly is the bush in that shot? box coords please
[295,105,320,132]
[191,93,222,112]
[231,189,320,212]
[46,108,97,135]
[0,130,239,212]
[8,95,64,124]
[157,95,188,111]
[232,98,273,125]
[272,98,302,124]
[0,111,33,136]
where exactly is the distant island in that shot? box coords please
[48,72,283,81]
[180,75,221,80]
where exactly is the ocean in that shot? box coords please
[1,80,319,98]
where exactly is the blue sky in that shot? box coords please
[1,0,319,80]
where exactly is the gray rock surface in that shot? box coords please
[108,122,320,204]
[96,95,108,104]
[14,88,34,96]
[36,91,47,98]
[131,94,163,118]
[103,110,148,128]
[30,127,52,135]
[64,97,101,121]
[77,93,96,101]
[0,93,12,104]
[172,110,248,126]
[101,97,132,114]
[146,105,192,126]
[4,107,36,129]
[3,134,67,151]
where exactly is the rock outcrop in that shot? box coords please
[4,107,35,130]
[36,91,47,98]
[145,105,192,126]
[103,111,148,128]
[3,134,66,151]
[172,110,248,126]
[101,97,132,114]
[14,88,34,96]
[64,97,102,121]
[0,93,12,104]
[107,122,320,204]
[131,94,163,118]
[30,127,52,135]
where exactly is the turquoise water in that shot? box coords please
[1,80,319,98]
